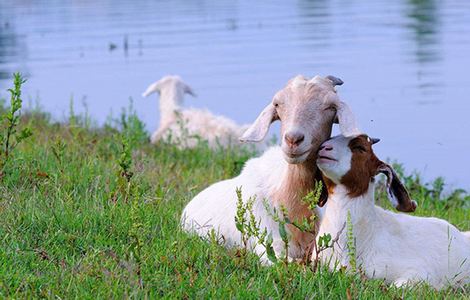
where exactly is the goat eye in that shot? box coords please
[273,103,279,108]
[353,145,366,152]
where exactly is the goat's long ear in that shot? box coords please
[240,103,278,142]
[315,171,329,207]
[377,163,417,212]
[142,81,161,98]
[335,101,361,136]
[183,83,196,97]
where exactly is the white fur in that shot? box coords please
[181,146,311,263]
[317,136,352,181]
[316,137,470,289]
[143,75,251,149]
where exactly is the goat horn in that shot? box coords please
[326,75,344,86]
[369,137,381,144]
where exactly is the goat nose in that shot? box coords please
[284,132,305,147]
[320,144,333,151]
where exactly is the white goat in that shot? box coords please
[142,75,250,149]
[182,75,365,263]
[316,134,470,289]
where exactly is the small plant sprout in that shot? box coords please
[129,191,145,288]
[110,135,134,203]
[246,201,277,264]
[51,138,66,169]
[0,73,32,176]
[346,211,357,272]
[262,200,291,264]
[207,228,225,247]
[235,187,277,263]
[235,187,251,249]
[69,96,76,127]
[118,136,133,183]
[120,99,148,147]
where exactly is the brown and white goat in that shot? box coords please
[316,134,470,289]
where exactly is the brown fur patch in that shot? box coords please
[322,176,337,197]
[271,160,318,251]
[340,135,382,198]
[338,135,416,212]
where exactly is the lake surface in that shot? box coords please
[0,0,469,190]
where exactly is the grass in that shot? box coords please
[0,77,469,298]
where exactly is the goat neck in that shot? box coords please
[159,87,185,126]
[271,155,318,248]
[324,182,377,225]
[321,182,379,256]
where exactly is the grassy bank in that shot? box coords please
[0,77,469,298]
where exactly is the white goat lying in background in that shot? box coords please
[182,74,366,263]
[142,75,250,149]
[316,134,470,289]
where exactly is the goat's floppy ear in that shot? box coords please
[335,101,361,136]
[183,83,196,97]
[315,171,329,207]
[240,103,278,142]
[377,163,417,212]
[142,81,161,98]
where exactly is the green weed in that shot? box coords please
[0,73,32,176]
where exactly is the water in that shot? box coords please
[0,0,469,190]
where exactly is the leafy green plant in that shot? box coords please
[128,189,145,288]
[235,187,277,263]
[110,135,134,203]
[68,96,77,128]
[234,187,251,249]
[346,211,357,272]
[108,133,146,287]
[262,180,341,268]
[51,138,67,170]
[0,73,32,176]
[119,99,148,147]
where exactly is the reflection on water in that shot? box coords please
[0,22,19,79]
[407,0,441,63]
[0,0,469,189]
[405,0,442,99]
